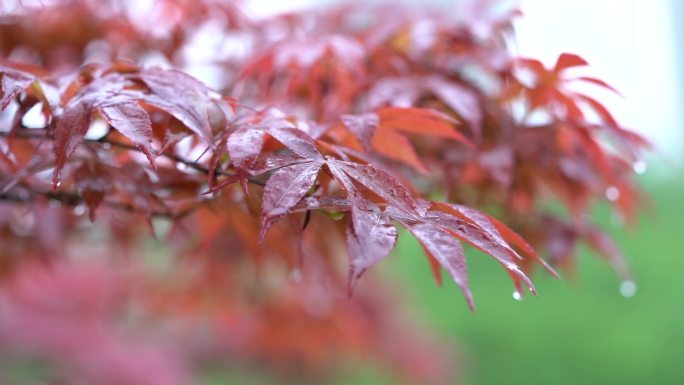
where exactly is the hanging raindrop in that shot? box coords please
[619,280,637,298]
[512,290,523,301]
[632,160,647,175]
[289,268,302,283]
[73,205,87,216]
[605,186,620,201]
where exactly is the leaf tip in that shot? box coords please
[346,267,364,297]
[465,292,476,313]
[239,175,251,197]
[257,217,273,244]
[52,171,62,190]
[542,260,561,279]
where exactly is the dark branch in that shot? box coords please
[0,129,266,186]
[0,188,198,219]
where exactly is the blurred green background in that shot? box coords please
[204,167,682,385]
[384,167,683,385]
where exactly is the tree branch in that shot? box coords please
[0,129,266,186]
[0,187,198,219]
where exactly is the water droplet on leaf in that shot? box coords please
[10,212,35,236]
[512,290,523,301]
[605,186,620,201]
[619,280,637,298]
[632,160,647,174]
[289,268,302,283]
[73,205,87,216]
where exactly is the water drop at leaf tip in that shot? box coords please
[73,205,86,216]
[512,290,523,301]
[289,268,302,283]
[632,160,647,174]
[605,186,620,201]
[619,280,637,298]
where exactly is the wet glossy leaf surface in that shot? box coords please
[259,160,323,241]
[409,222,473,310]
[346,203,397,293]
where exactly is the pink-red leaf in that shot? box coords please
[267,126,322,160]
[485,214,559,277]
[99,102,155,163]
[0,67,34,110]
[581,221,631,280]
[74,162,113,221]
[573,76,622,96]
[408,223,474,310]
[373,127,429,173]
[425,210,536,295]
[325,160,357,194]
[53,102,92,187]
[576,93,619,127]
[340,113,379,150]
[250,154,308,175]
[228,127,265,170]
[426,77,482,133]
[554,53,589,73]
[346,204,397,294]
[332,160,422,216]
[259,160,323,241]
[139,68,216,145]
[516,58,546,75]
[439,203,554,278]
[378,107,471,146]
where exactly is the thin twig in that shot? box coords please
[0,128,266,218]
[0,188,198,219]
[0,129,266,186]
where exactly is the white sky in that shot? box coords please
[515,0,682,163]
[247,0,683,162]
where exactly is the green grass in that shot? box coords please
[388,174,684,385]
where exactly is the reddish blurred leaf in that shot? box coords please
[373,127,429,173]
[572,76,622,96]
[553,53,589,73]
[0,66,34,110]
[340,113,379,151]
[378,107,470,143]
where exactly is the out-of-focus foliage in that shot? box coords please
[0,0,648,383]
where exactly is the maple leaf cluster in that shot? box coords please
[0,0,648,383]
